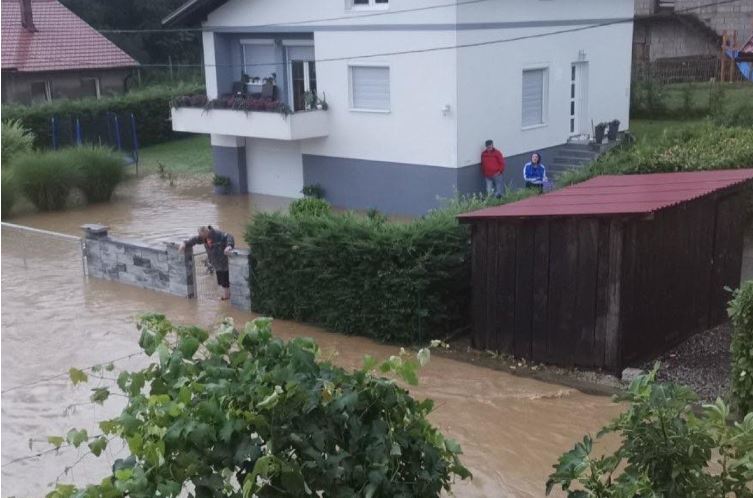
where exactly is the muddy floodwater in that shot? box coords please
[2,175,623,497]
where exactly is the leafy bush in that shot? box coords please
[247,190,532,343]
[288,197,332,217]
[13,150,80,211]
[546,366,753,498]
[212,174,231,187]
[1,170,16,218]
[2,83,202,149]
[69,146,126,203]
[301,183,325,199]
[46,315,470,497]
[558,123,753,187]
[730,280,753,416]
[1,119,35,164]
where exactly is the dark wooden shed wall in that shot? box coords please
[469,187,750,372]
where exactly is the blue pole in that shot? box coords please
[113,114,122,151]
[51,116,58,150]
[130,113,140,167]
[75,118,82,146]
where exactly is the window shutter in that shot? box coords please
[351,66,390,110]
[522,69,545,127]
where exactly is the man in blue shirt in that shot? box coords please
[523,152,547,193]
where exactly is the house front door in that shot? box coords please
[569,62,589,136]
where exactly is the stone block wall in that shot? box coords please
[82,224,196,298]
[228,249,251,311]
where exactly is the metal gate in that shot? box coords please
[191,249,219,301]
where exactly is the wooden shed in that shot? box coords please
[458,169,753,372]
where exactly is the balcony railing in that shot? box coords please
[170,94,329,141]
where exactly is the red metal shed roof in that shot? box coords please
[1,0,138,73]
[458,169,753,220]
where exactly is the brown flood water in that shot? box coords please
[1,175,623,497]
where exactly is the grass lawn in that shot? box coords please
[136,135,212,175]
[629,119,704,145]
[659,81,753,112]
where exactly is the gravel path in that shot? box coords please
[640,323,731,402]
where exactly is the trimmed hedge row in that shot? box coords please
[1,83,202,149]
[246,192,533,343]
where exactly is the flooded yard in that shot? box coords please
[1,175,623,497]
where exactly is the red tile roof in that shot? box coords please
[2,0,138,73]
[458,169,753,220]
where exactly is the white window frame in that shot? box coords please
[81,77,101,99]
[30,80,52,102]
[521,65,549,130]
[240,39,277,81]
[349,0,389,12]
[348,63,391,113]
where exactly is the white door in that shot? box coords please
[569,62,589,136]
[286,45,316,112]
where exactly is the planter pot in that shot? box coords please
[594,125,606,144]
[607,122,619,141]
[213,185,231,195]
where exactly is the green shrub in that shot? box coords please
[47,315,470,497]
[730,280,753,416]
[66,146,125,203]
[301,183,325,199]
[288,197,332,217]
[1,119,35,164]
[546,366,753,498]
[13,149,80,211]
[247,190,532,344]
[1,170,16,219]
[1,83,202,149]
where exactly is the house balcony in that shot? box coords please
[170,104,328,141]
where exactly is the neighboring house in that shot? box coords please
[633,0,753,80]
[1,0,138,105]
[165,0,633,215]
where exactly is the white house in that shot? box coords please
[165,0,633,214]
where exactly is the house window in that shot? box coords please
[521,68,548,128]
[81,78,101,99]
[30,81,51,103]
[350,65,390,112]
[351,0,388,10]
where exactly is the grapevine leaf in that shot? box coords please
[68,368,88,386]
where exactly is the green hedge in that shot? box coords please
[730,280,753,416]
[1,83,202,149]
[246,192,533,343]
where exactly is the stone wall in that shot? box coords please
[82,224,196,298]
[228,249,251,311]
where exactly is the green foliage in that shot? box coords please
[69,146,126,203]
[1,170,16,219]
[546,366,753,498]
[708,81,727,116]
[1,84,202,149]
[13,150,81,211]
[288,197,332,218]
[47,315,469,497]
[301,183,325,199]
[213,174,231,187]
[630,81,753,120]
[247,190,533,344]
[1,119,35,163]
[730,280,753,416]
[557,123,753,187]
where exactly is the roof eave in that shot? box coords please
[162,0,228,26]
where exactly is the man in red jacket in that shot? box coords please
[481,139,506,198]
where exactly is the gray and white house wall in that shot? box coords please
[167,0,633,215]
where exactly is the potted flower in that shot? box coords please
[212,175,231,195]
[304,91,317,110]
[607,119,620,141]
[594,122,607,144]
